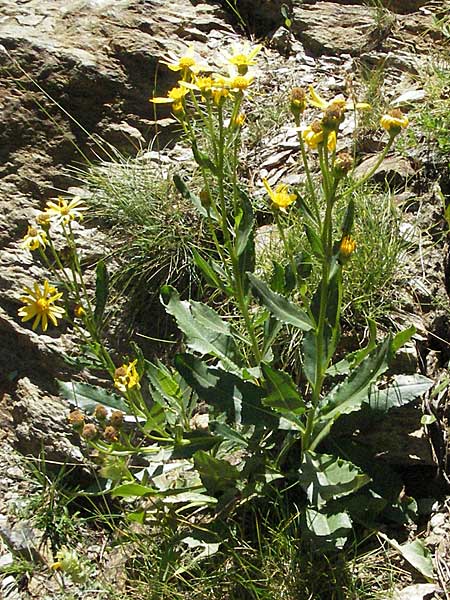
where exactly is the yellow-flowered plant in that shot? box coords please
[17,41,419,558]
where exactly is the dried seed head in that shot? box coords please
[110,410,124,429]
[103,426,119,443]
[81,423,98,441]
[93,404,108,421]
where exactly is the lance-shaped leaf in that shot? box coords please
[298,451,370,509]
[248,273,314,331]
[192,249,230,292]
[194,450,241,494]
[235,189,255,258]
[261,363,305,416]
[58,380,128,413]
[318,335,391,425]
[94,260,109,325]
[161,286,240,370]
[173,174,218,221]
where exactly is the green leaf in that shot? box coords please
[369,374,433,412]
[341,198,355,236]
[192,249,228,291]
[194,450,241,494]
[298,452,370,509]
[261,363,305,415]
[175,354,279,428]
[161,286,240,370]
[94,260,109,325]
[248,273,313,331]
[111,483,157,498]
[303,508,352,550]
[173,174,217,220]
[380,535,434,581]
[391,325,416,353]
[304,223,324,259]
[421,414,436,425]
[191,140,217,173]
[318,336,391,426]
[58,380,128,413]
[235,189,254,258]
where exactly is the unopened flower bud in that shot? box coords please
[232,112,246,127]
[93,404,108,421]
[334,152,353,177]
[290,87,307,119]
[68,409,84,431]
[322,102,345,132]
[110,410,124,429]
[74,304,86,318]
[81,423,98,441]
[339,236,357,263]
[103,425,119,443]
[199,189,212,209]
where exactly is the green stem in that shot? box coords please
[274,210,298,290]
[296,123,320,223]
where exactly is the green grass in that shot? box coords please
[74,150,213,334]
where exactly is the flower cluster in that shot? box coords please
[150,43,261,116]
[17,195,88,333]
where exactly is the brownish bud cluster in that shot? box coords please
[93,404,108,421]
[68,409,84,431]
[68,407,125,445]
[81,423,98,441]
[334,152,353,177]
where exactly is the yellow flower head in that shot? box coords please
[380,109,409,135]
[231,112,246,127]
[263,178,297,212]
[114,359,140,393]
[222,43,262,75]
[21,225,48,251]
[74,304,86,318]
[302,121,336,151]
[44,196,86,225]
[18,279,65,332]
[308,85,371,113]
[150,85,188,105]
[160,45,208,79]
[339,235,357,259]
[227,75,254,92]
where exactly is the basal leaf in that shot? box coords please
[194,450,241,494]
[298,451,370,509]
[380,535,434,581]
[303,507,352,550]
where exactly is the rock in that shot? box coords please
[392,584,442,600]
[353,154,416,187]
[0,517,44,563]
[7,377,85,466]
[290,2,378,57]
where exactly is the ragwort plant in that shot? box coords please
[17,43,434,567]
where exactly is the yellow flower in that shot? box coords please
[160,45,207,77]
[302,122,336,151]
[20,225,47,251]
[339,236,357,259]
[18,280,65,332]
[180,76,215,97]
[263,178,297,212]
[380,109,409,135]
[222,43,262,75]
[231,112,246,127]
[45,196,86,225]
[114,359,140,393]
[227,75,254,92]
[308,85,371,113]
[150,85,188,105]
[74,304,86,318]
